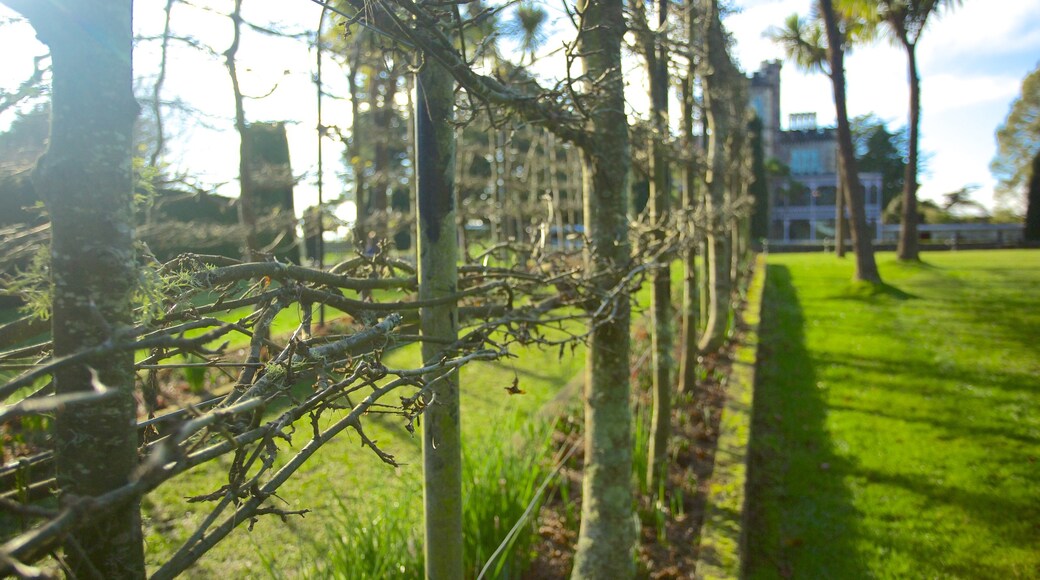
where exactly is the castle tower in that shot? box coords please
[749,60,782,159]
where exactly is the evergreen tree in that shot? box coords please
[991,62,1040,240]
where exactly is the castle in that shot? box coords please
[749,61,884,243]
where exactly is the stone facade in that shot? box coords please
[748,61,884,243]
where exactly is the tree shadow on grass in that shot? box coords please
[930,268,1040,355]
[849,463,1040,543]
[828,281,918,302]
[812,350,1040,402]
[815,353,1040,446]
[745,265,869,579]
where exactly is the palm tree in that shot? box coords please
[770,6,882,283]
[508,2,549,65]
[841,0,961,261]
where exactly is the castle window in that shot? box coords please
[816,185,837,205]
[790,148,820,174]
[751,95,766,120]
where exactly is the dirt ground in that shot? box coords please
[526,331,742,579]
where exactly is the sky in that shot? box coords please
[1,0,1038,216]
[725,0,1040,209]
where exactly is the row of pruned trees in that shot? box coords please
[0,1,761,579]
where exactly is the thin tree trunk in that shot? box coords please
[836,179,846,257]
[645,0,673,492]
[316,6,327,324]
[698,114,710,327]
[225,0,257,260]
[566,144,581,228]
[149,0,176,172]
[522,129,542,245]
[897,39,920,261]
[372,71,398,241]
[10,0,146,575]
[819,0,882,283]
[698,0,732,353]
[571,0,635,574]
[677,71,699,395]
[455,125,468,250]
[729,125,749,285]
[1026,150,1040,241]
[488,127,501,244]
[547,131,565,249]
[405,73,417,260]
[347,44,367,246]
[415,58,463,578]
[503,129,516,240]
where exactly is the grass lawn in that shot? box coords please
[747,249,1040,579]
[141,322,586,578]
[1,256,592,576]
[142,258,670,577]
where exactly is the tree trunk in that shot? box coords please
[645,0,673,491]
[698,115,710,327]
[897,39,921,260]
[372,71,398,242]
[1026,149,1040,242]
[548,131,566,248]
[347,44,368,247]
[571,0,635,575]
[11,0,146,575]
[566,144,581,228]
[819,0,882,283]
[698,0,732,353]
[241,122,299,263]
[149,0,176,172]
[677,70,699,396]
[226,0,259,260]
[521,129,541,246]
[836,179,846,257]
[728,120,750,285]
[503,129,517,240]
[415,58,463,578]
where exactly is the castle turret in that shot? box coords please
[749,60,782,159]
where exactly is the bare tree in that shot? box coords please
[568,0,637,573]
[415,24,464,578]
[698,0,734,352]
[331,0,639,571]
[677,0,702,396]
[632,0,675,492]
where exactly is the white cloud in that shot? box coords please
[725,0,810,70]
[917,0,1040,68]
[922,73,1022,114]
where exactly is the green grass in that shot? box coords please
[1,258,586,576]
[747,250,1040,579]
[141,330,585,578]
[294,419,558,580]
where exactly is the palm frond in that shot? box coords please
[767,13,828,74]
